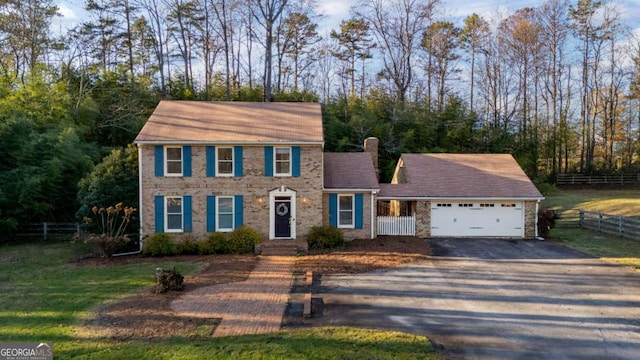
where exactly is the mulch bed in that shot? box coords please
[77,236,431,340]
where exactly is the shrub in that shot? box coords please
[73,202,137,257]
[176,235,200,255]
[199,232,227,254]
[227,226,261,254]
[307,226,344,251]
[143,233,176,257]
[155,267,184,293]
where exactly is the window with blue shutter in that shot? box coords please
[155,195,164,232]
[183,195,192,232]
[154,146,163,176]
[292,146,300,177]
[234,195,244,228]
[183,146,192,177]
[355,194,364,229]
[207,195,216,232]
[206,146,216,177]
[329,193,337,227]
[234,146,243,177]
[264,146,274,176]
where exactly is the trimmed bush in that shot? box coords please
[176,236,200,255]
[199,232,227,254]
[227,226,261,254]
[307,226,344,251]
[143,233,176,257]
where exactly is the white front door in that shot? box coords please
[431,201,524,237]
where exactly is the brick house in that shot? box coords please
[134,101,377,242]
[135,101,543,243]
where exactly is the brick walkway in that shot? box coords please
[170,255,294,337]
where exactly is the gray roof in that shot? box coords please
[379,153,543,199]
[324,152,379,190]
[135,101,324,144]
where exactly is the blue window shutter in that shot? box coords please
[207,195,216,232]
[155,195,164,232]
[329,194,337,227]
[355,194,364,229]
[183,195,192,232]
[264,146,273,177]
[183,146,192,177]
[234,146,243,177]
[234,195,244,228]
[155,146,163,176]
[292,146,301,177]
[206,146,215,177]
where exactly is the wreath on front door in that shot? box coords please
[276,203,289,216]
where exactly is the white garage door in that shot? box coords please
[430,201,524,237]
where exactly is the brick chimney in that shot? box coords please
[364,137,379,181]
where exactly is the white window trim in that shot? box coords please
[216,196,235,232]
[165,196,183,233]
[338,194,355,229]
[164,146,183,176]
[273,146,292,177]
[216,147,234,177]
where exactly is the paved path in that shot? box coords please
[171,255,294,337]
[312,239,640,360]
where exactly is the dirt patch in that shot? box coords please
[80,236,430,340]
[79,254,258,341]
[294,236,431,274]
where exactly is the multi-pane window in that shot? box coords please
[165,147,183,175]
[217,197,234,231]
[217,147,233,175]
[166,197,183,232]
[275,147,291,175]
[338,195,354,228]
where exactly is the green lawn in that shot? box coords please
[543,188,640,270]
[0,240,443,360]
[542,189,640,217]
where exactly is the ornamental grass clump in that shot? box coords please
[74,202,137,257]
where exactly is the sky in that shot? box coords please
[52,0,640,44]
[54,0,640,34]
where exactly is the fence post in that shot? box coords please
[619,216,623,236]
[43,222,48,241]
[598,213,602,230]
[579,211,584,227]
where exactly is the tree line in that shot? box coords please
[1,0,640,236]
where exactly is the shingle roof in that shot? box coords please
[324,152,379,190]
[379,153,543,199]
[135,101,324,144]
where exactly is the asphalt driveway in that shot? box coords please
[311,238,640,359]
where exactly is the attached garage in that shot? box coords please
[379,153,544,239]
[430,201,523,237]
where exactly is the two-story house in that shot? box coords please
[134,101,377,242]
[135,100,543,244]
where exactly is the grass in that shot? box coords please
[543,188,640,270]
[63,327,442,359]
[0,240,443,360]
[541,189,640,217]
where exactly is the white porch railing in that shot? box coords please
[377,215,416,236]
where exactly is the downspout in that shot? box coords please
[371,191,376,239]
[535,200,540,239]
[113,144,144,256]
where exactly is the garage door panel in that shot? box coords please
[431,202,523,237]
